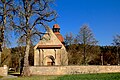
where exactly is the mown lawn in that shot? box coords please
[55,73,120,80]
[5,73,120,80]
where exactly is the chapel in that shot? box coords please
[34,24,68,66]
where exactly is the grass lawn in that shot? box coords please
[5,73,120,80]
[55,73,120,80]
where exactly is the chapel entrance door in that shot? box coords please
[45,55,55,66]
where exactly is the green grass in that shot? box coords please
[5,73,120,80]
[55,73,120,80]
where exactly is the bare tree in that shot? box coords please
[113,34,120,65]
[77,24,98,65]
[64,32,74,46]
[13,0,57,76]
[0,0,14,66]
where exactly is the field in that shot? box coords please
[4,73,120,80]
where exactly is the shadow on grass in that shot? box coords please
[8,71,21,77]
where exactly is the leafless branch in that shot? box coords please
[35,0,48,11]
[13,24,27,34]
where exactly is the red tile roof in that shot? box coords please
[55,34,64,43]
[53,24,60,28]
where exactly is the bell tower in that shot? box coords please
[52,24,64,44]
[52,24,60,34]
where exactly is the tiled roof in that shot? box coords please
[55,34,64,43]
[53,24,60,28]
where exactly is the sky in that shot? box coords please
[50,0,120,46]
[10,0,120,47]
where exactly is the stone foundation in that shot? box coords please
[30,66,120,75]
[0,65,8,76]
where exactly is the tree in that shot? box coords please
[113,34,120,65]
[77,24,98,65]
[64,32,74,46]
[100,46,118,65]
[1,47,11,67]
[13,0,57,76]
[10,46,26,72]
[0,0,14,66]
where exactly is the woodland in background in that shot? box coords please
[67,45,119,65]
[0,45,119,72]
[1,46,34,71]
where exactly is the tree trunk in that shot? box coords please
[0,2,6,66]
[101,54,104,65]
[117,46,119,65]
[22,38,31,76]
[0,51,1,66]
[83,46,86,65]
